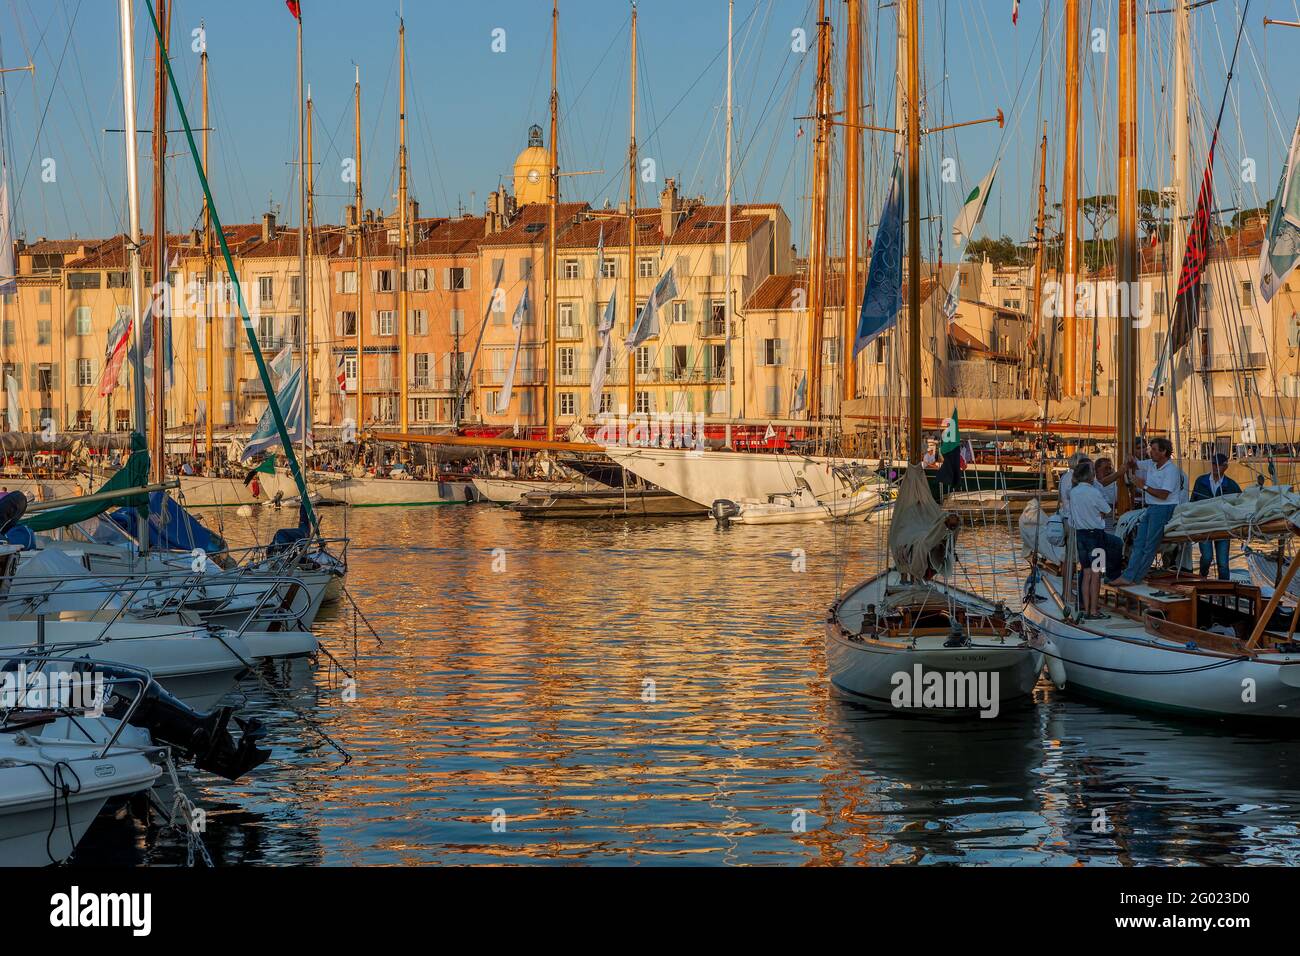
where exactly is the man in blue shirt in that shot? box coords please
[1190,453,1241,580]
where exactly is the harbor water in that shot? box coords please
[77,504,1300,866]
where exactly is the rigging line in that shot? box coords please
[9,0,81,215]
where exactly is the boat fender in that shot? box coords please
[1041,639,1067,689]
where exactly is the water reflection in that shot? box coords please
[72,504,1300,865]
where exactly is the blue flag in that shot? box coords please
[241,364,306,462]
[854,159,904,356]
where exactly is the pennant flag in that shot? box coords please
[791,372,807,414]
[942,269,961,321]
[1012,0,1020,25]
[1168,131,1220,358]
[1260,110,1300,303]
[951,162,998,248]
[243,454,277,485]
[0,148,14,296]
[626,265,677,348]
[285,0,302,20]
[763,423,776,441]
[939,408,962,455]
[498,287,530,412]
[98,315,133,397]
[336,354,348,396]
[854,159,904,356]
[5,373,19,431]
[590,295,616,410]
[241,366,307,462]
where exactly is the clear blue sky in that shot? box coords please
[1,0,1297,257]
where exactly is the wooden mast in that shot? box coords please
[353,66,365,431]
[201,27,213,460]
[1061,0,1080,397]
[150,0,169,482]
[806,0,833,422]
[397,17,409,431]
[546,0,559,441]
[724,0,734,447]
[842,0,861,405]
[625,3,639,414]
[904,0,921,462]
[295,8,307,459]
[1028,122,1048,401]
[1116,0,1138,511]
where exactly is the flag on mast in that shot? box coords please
[590,295,616,410]
[1012,0,1020,25]
[854,159,903,356]
[1259,110,1300,303]
[98,316,133,397]
[1168,131,1221,357]
[625,266,677,348]
[498,287,529,412]
[285,0,302,20]
[951,163,999,248]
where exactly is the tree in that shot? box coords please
[1079,194,1117,241]
[1137,187,1173,242]
[966,235,1029,269]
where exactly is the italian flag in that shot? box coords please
[951,163,999,248]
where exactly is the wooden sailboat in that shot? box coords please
[825,0,1041,713]
[1020,0,1300,721]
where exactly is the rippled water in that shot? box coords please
[77,504,1300,866]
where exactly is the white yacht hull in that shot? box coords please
[602,446,879,507]
[731,490,888,525]
[173,475,259,507]
[471,477,586,504]
[259,469,472,506]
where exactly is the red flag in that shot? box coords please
[286,0,301,20]
[1168,130,1219,357]
[1012,0,1020,24]
[98,321,133,398]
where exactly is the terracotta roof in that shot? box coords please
[21,238,104,255]
[414,216,487,257]
[1094,222,1267,278]
[947,324,989,352]
[239,228,341,259]
[479,202,590,247]
[65,234,194,270]
[745,272,937,311]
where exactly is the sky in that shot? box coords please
[1,0,1297,259]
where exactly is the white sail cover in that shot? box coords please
[1158,485,1300,540]
[888,467,953,579]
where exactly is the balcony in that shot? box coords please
[697,319,732,339]
[556,323,584,342]
[1198,351,1268,372]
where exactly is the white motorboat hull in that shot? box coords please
[239,629,317,660]
[827,571,1042,713]
[1024,574,1300,719]
[730,490,888,525]
[602,446,880,507]
[174,475,259,508]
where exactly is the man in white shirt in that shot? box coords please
[1071,460,1124,616]
[1115,436,1184,585]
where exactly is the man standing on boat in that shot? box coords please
[1114,437,1184,586]
[1190,452,1240,580]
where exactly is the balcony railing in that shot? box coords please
[557,324,584,341]
[1199,351,1268,372]
[697,319,730,339]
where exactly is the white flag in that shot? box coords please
[590,295,616,410]
[4,374,19,432]
[270,342,295,386]
[1260,111,1300,303]
[498,287,530,412]
[951,162,999,248]
[626,265,677,348]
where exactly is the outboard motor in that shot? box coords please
[268,503,312,556]
[98,666,271,781]
[710,499,740,529]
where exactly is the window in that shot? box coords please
[671,345,689,380]
[601,258,617,279]
[563,259,580,280]
[519,258,532,280]
[38,289,51,304]
[599,392,613,414]
[708,302,726,336]
[224,356,235,390]
[558,347,575,379]
[409,310,428,336]
[68,273,101,290]
[1200,282,1213,313]
[763,338,784,367]
[290,275,302,305]
[284,315,301,342]
[447,267,469,291]
[413,269,430,291]
[559,302,575,336]
[115,409,132,431]
[258,275,274,305]
[712,254,725,276]
[672,301,688,324]
[376,396,396,422]
[35,365,54,392]
[823,337,840,366]
[1,320,11,345]
[766,385,781,417]
[635,390,652,414]
[1241,280,1254,307]
[378,311,395,336]
[344,354,357,387]
[77,358,93,386]
[76,410,93,430]
[558,392,576,416]
[413,397,434,422]
[710,344,726,378]
[377,269,395,292]
[638,257,655,278]
[414,353,430,387]
[1153,289,1166,315]
[257,314,275,345]
[107,271,128,289]
[342,311,358,336]
[342,270,358,294]
[635,346,652,375]
[37,320,51,346]
[75,307,92,336]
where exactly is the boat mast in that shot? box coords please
[904,0,921,462]
[354,66,365,432]
[546,0,559,441]
[1116,0,1138,510]
[724,0,734,448]
[304,86,315,459]
[625,3,638,415]
[150,0,169,483]
[1028,122,1048,401]
[806,0,833,423]
[201,28,213,461]
[1171,0,1191,256]
[118,0,148,453]
[1061,0,1080,398]
[842,0,861,406]
[397,17,409,431]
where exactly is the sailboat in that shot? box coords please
[1020,0,1300,720]
[825,0,1042,713]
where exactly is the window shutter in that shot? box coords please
[463,269,472,291]
[442,268,451,290]
[370,270,378,292]
[334,312,344,337]
[441,354,451,388]
[370,312,378,336]
[755,339,766,367]
[776,339,786,366]
[336,272,343,294]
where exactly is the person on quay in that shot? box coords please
[1114,436,1185,586]
[1190,452,1241,580]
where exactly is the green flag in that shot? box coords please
[939,408,961,455]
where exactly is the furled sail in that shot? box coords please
[887,467,954,579]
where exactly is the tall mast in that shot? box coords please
[1061,0,1080,397]
[354,66,365,431]
[397,18,409,430]
[150,0,169,482]
[1116,0,1138,511]
[842,0,861,404]
[806,0,833,423]
[119,0,148,447]
[201,27,213,460]
[295,8,306,458]
[625,3,638,414]
[546,0,559,440]
[304,86,315,459]
[724,0,734,447]
[1028,122,1048,401]
[904,0,921,462]
[1171,0,1191,255]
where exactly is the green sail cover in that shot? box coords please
[20,432,150,533]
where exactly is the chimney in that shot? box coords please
[660,178,680,238]
[345,204,359,227]
[261,212,276,242]
[409,199,419,222]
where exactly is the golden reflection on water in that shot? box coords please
[77,503,1300,866]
